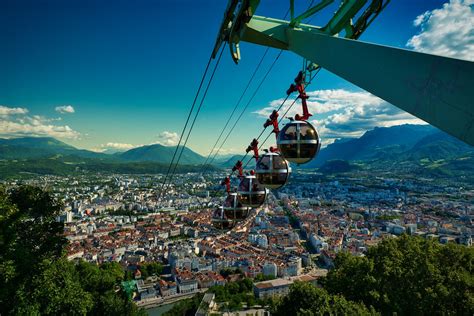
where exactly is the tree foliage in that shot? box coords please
[0,186,67,314]
[1,186,66,268]
[274,282,378,316]
[254,273,276,282]
[0,186,146,315]
[324,235,474,315]
[14,258,94,315]
[139,262,163,279]
[219,267,243,278]
[205,278,254,311]
[163,293,204,316]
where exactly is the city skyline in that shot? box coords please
[1,0,473,155]
[1,1,473,315]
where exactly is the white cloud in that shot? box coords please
[55,105,75,114]
[96,132,181,153]
[212,147,242,156]
[407,0,474,61]
[0,105,80,139]
[254,89,383,119]
[92,142,140,153]
[101,142,136,150]
[0,119,80,139]
[154,131,180,146]
[0,105,28,116]
[257,89,427,147]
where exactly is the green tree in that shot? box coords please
[124,269,134,281]
[1,186,66,267]
[219,267,242,278]
[208,285,228,301]
[275,282,378,316]
[239,278,253,292]
[163,293,204,316]
[319,251,377,306]
[245,293,256,308]
[0,186,66,314]
[254,273,276,282]
[324,235,474,315]
[0,186,146,316]
[96,289,146,316]
[139,261,163,279]
[14,259,94,315]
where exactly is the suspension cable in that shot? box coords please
[200,48,270,172]
[202,9,292,176]
[204,49,283,172]
[222,92,292,177]
[158,54,215,198]
[161,44,226,198]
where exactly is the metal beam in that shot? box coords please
[321,0,366,34]
[241,16,291,50]
[241,16,474,146]
[286,29,474,146]
[290,0,334,27]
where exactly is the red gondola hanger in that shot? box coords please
[264,109,280,140]
[286,71,312,121]
[221,176,231,194]
[246,138,259,162]
[232,160,244,178]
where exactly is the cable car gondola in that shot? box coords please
[255,151,291,189]
[211,206,236,230]
[237,175,267,207]
[211,193,248,230]
[277,120,321,164]
[223,192,249,220]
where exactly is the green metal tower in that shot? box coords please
[213,0,474,146]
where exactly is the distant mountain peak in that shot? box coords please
[0,136,107,160]
[118,143,205,165]
[302,124,461,168]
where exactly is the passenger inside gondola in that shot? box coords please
[281,125,297,141]
[252,182,259,191]
[212,207,236,230]
[257,155,271,170]
[300,124,315,140]
[238,175,267,207]
[223,193,248,220]
[239,179,249,192]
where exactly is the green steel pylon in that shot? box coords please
[213,0,474,146]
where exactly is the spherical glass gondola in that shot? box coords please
[255,152,291,189]
[211,206,236,230]
[237,175,267,208]
[277,120,321,164]
[223,193,249,220]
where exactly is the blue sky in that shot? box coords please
[1,0,472,155]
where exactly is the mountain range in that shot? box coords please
[0,138,211,178]
[0,137,207,164]
[0,124,472,178]
[303,124,473,168]
[118,144,205,164]
[304,124,437,168]
[299,124,473,181]
[0,137,109,160]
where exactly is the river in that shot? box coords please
[146,302,177,316]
